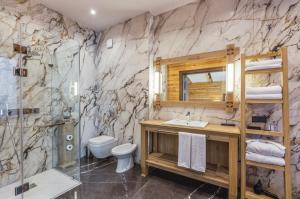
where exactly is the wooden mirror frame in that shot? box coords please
[154,45,240,112]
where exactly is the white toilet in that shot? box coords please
[88,135,118,158]
[111,143,137,173]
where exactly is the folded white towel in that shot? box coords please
[246,152,285,166]
[246,94,282,100]
[246,64,282,71]
[247,86,282,95]
[247,58,282,67]
[178,132,192,168]
[191,134,206,172]
[246,139,285,158]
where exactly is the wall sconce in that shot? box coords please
[226,63,234,93]
[154,57,162,108]
[154,71,161,95]
[225,44,237,112]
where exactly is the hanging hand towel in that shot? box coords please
[178,132,192,168]
[246,58,282,67]
[247,86,282,95]
[246,139,286,158]
[191,134,206,172]
[246,152,285,166]
[246,93,282,100]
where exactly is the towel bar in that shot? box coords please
[155,130,210,139]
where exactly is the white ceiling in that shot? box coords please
[32,0,197,31]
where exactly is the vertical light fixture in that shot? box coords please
[225,44,237,112]
[154,57,162,108]
[226,63,234,93]
[154,71,161,95]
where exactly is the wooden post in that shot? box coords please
[240,54,246,199]
[152,131,158,153]
[141,125,149,176]
[281,47,292,199]
[228,136,238,199]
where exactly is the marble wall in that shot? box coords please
[80,13,150,160]
[0,1,97,188]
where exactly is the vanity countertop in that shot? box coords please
[141,120,240,136]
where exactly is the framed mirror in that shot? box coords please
[180,67,226,102]
[154,45,239,111]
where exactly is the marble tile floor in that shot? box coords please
[58,158,228,199]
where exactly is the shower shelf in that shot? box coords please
[246,160,285,171]
[245,129,284,137]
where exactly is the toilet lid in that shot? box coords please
[89,135,116,145]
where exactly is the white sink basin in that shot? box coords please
[164,119,208,128]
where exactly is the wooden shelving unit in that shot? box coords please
[240,48,292,199]
[141,120,240,199]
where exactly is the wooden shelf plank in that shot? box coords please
[246,189,273,199]
[246,99,283,104]
[245,68,282,74]
[245,51,281,60]
[246,160,285,171]
[147,153,229,188]
[245,129,284,137]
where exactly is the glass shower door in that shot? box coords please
[20,42,81,199]
[50,44,81,182]
[0,49,23,199]
[0,3,81,197]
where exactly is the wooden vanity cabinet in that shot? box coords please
[140,120,240,199]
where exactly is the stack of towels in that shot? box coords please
[246,85,282,100]
[246,139,286,166]
[178,132,206,172]
[246,58,282,71]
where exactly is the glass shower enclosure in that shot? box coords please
[0,21,81,199]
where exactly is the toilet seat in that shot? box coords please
[88,135,116,146]
[112,143,137,156]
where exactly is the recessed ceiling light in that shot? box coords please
[90,9,96,16]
